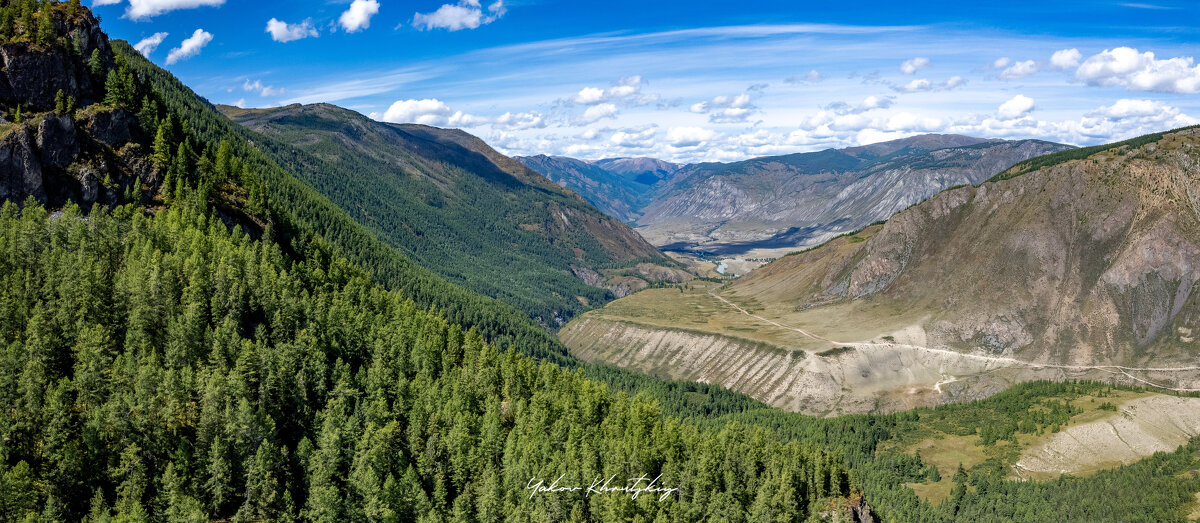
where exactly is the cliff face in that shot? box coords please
[0,4,149,209]
[732,127,1200,366]
[0,7,111,112]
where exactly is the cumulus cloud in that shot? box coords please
[266,18,318,42]
[1000,60,1039,79]
[609,126,657,149]
[823,95,895,116]
[494,110,546,130]
[133,32,168,57]
[997,94,1035,119]
[577,103,619,124]
[885,112,945,132]
[901,78,932,92]
[690,93,758,123]
[992,57,1012,69]
[243,79,284,97]
[165,29,212,65]
[1087,98,1174,119]
[339,0,380,33]
[230,98,246,109]
[570,76,654,106]
[1050,48,1082,69]
[1075,47,1200,94]
[125,0,224,20]
[892,76,965,93]
[379,98,488,127]
[784,69,823,84]
[376,99,546,131]
[900,57,930,74]
[413,0,505,31]
[666,126,716,148]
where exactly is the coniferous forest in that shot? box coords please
[0,1,1199,522]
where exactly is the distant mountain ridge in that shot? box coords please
[519,135,1073,254]
[513,155,681,222]
[222,103,688,325]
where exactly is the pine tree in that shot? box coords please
[88,48,103,79]
[17,1,32,39]
[151,123,172,171]
[0,7,14,40]
[35,0,52,46]
[54,89,65,114]
[215,140,232,185]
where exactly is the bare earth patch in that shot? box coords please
[1013,396,1200,479]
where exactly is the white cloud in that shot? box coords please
[666,126,716,147]
[997,94,1035,119]
[823,95,895,116]
[1086,98,1181,120]
[266,18,318,42]
[379,98,489,127]
[1000,60,1038,79]
[784,69,823,84]
[125,0,223,20]
[690,93,758,123]
[900,57,930,74]
[494,110,546,130]
[892,76,965,93]
[573,87,606,105]
[578,103,619,124]
[165,29,212,65]
[993,57,1011,69]
[899,78,931,92]
[243,79,284,97]
[570,76,653,106]
[133,32,168,57]
[1050,48,1082,69]
[1075,47,1200,94]
[609,127,657,149]
[92,0,122,5]
[885,112,945,132]
[231,98,246,109]
[413,0,506,31]
[339,0,380,33]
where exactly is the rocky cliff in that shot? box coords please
[0,3,153,209]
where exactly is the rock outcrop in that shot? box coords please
[0,125,46,203]
[36,113,79,168]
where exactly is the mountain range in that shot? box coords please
[520,136,1072,255]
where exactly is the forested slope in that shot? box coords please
[221,103,682,325]
[0,199,866,521]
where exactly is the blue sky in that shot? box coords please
[95,0,1200,162]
